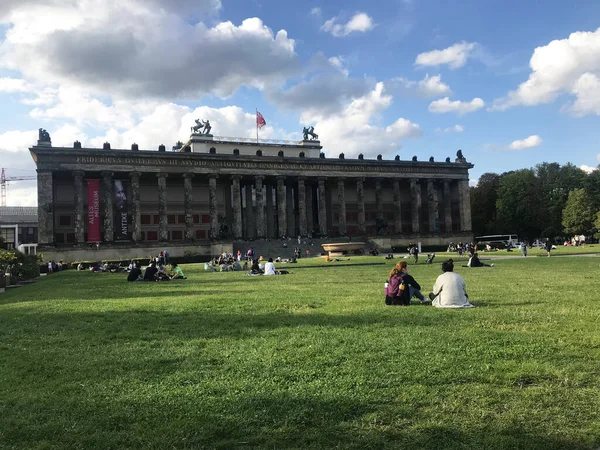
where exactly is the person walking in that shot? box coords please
[545,239,552,257]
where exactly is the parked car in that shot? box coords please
[531,240,545,247]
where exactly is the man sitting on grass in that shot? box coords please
[170,263,186,280]
[429,259,474,308]
[143,262,158,281]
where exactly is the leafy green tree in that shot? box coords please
[535,162,586,238]
[470,172,501,236]
[495,169,541,241]
[562,188,595,236]
[583,167,600,212]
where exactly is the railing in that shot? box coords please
[211,136,318,146]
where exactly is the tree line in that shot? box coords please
[470,162,600,242]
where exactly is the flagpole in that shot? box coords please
[256,108,259,143]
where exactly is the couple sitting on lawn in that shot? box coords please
[386,259,474,308]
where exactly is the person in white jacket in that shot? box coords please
[264,258,277,275]
[429,259,474,308]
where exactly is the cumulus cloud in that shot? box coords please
[580,164,597,174]
[492,28,600,115]
[389,73,451,98]
[509,135,543,150]
[435,124,464,134]
[0,2,299,99]
[267,73,374,120]
[310,7,321,16]
[321,12,374,37]
[428,97,485,115]
[0,77,31,93]
[0,129,40,206]
[312,82,421,158]
[415,41,478,69]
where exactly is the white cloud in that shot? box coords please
[88,104,276,150]
[310,7,321,16]
[492,28,600,114]
[0,3,299,99]
[328,56,349,76]
[580,164,597,174]
[435,124,464,134]
[0,77,31,93]
[267,73,373,119]
[428,97,485,115]
[312,82,422,158]
[0,129,40,206]
[321,12,374,37]
[390,73,451,98]
[415,41,478,69]
[509,135,543,150]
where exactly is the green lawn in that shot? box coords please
[1,256,600,449]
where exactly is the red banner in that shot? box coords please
[87,179,101,242]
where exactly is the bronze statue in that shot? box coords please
[191,119,212,135]
[302,126,318,140]
[455,149,466,163]
[38,128,51,142]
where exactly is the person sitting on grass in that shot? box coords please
[170,263,186,280]
[143,262,158,281]
[250,259,263,275]
[264,257,277,275]
[467,252,494,267]
[127,265,142,281]
[156,264,170,281]
[428,259,474,308]
[385,261,427,306]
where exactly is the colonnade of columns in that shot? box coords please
[36,170,472,245]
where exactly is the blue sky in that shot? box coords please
[1,0,600,205]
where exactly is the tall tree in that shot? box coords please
[470,172,501,236]
[583,167,600,212]
[495,169,541,241]
[562,188,595,237]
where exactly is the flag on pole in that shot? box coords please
[256,111,266,129]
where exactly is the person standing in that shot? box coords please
[520,242,527,257]
[545,239,552,257]
[429,259,474,308]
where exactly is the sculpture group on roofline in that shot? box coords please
[302,126,318,141]
[38,128,51,143]
[191,119,212,135]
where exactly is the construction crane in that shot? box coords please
[1,168,37,207]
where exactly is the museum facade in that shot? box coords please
[30,131,473,261]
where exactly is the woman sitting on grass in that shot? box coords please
[386,261,427,306]
[429,259,474,308]
[170,263,186,280]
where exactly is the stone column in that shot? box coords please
[255,176,265,238]
[266,184,275,238]
[410,178,421,233]
[276,176,287,237]
[298,177,307,236]
[459,179,472,231]
[231,175,243,239]
[318,177,327,236]
[375,178,384,221]
[427,179,439,233]
[244,183,255,239]
[157,173,168,241]
[102,171,114,242]
[356,178,365,235]
[130,172,141,242]
[183,173,194,242]
[73,171,84,244]
[337,178,346,236]
[37,170,54,245]
[443,179,452,233]
[209,175,219,239]
[306,183,314,237]
[393,179,402,234]
[286,182,295,238]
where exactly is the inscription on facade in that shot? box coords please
[72,155,461,174]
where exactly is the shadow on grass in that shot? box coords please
[1,388,590,450]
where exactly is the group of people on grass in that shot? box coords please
[385,259,474,308]
[127,261,185,281]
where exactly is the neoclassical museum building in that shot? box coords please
[30,126,473,261]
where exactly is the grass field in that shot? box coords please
[2,255,600,449]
